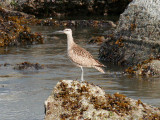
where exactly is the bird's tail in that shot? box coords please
[94,66,105,74]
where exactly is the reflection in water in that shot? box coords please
[0,26,160,120]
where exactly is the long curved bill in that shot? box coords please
[53,30,64,34]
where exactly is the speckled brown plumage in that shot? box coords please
[68,44,104,70]
[55,28,105,81]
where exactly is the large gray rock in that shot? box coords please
[99,0,160,69]
[115,0,160,44]
[45,80,160,120]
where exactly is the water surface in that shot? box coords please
[0,26,160,120]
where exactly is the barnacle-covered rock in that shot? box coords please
[0,7,35,20]
[99,0,160,73]
[99,37,127,66]
[0,7,44,47]
[88,36,105,45]
[115,0,160,44]
[45,80,160,120]
[125,57,160,76]
[0,6,118,27]
[99,36,160,68]
[17,0,131,18]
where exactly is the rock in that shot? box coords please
[115,0,160,44]
[149,60,160,74]
[106,0,133,15]
[45,80,160,120]
[2,0,132,17]
[16,0,132,18]
[88,36,105,45]
[0,7,44,47]
[13,62,44,70]
[99,0,160,72]
[125,57,160,76]
[0,62,44,70]
[0,6,35,19]
[99,37,128,66]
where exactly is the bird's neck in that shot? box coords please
[67,33,75,49]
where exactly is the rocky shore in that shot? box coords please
[0,7,44,47]
[45,80,160,120]
[0,0,160,120]
[99,0,160,76]
[5,0,132,18]
[0,0,159,75]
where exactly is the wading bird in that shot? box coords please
[54,28,105,81]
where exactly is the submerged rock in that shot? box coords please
[0,62,44,70]
[88,36,106,45]
[14,62,44,70]
[45,80,160,120]
[125,57,160,76]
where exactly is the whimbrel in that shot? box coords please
[54,28,105,81]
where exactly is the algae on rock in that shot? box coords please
[115,0,160,44]
[45,80,160,120]
[99,0,160,76]
[0,7,44,47]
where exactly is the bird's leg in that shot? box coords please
[80,66,84,81]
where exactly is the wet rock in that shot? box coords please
[0,62,44,70]
[2,0,132,17]
[115,0,160,44]
[0,6,118,28]
[99,36,160,67]
[0,63,11,67]
[99,0,160,73]
[45,80,160,120]
[105,21,117,28]
[99,37,127,66]
[0,7,44,47]
[106,0,133,15]
[0,0,12,9]
[0,7,34,19]
[125,57,160,76]
[88,36,105,45]
[14,62,44,70]
[16,0,132,18]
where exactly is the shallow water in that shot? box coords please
[0,26,160,120]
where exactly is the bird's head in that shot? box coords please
[63,29,72,35]
[53,28,72,35]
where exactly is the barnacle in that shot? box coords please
[130,23,137,31]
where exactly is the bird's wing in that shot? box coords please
[72,44,93,59]
[95,60,105,67]
[71,44,104,67]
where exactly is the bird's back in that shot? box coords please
[68,43,104,68]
